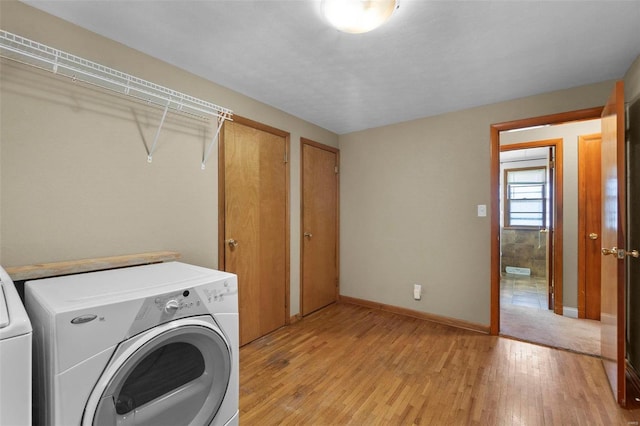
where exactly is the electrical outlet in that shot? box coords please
[413,284,421,300]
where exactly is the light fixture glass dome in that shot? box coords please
[321,0,399,34]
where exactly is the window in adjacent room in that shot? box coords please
[504,167,546,227]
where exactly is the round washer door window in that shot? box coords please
[91,321,231,426]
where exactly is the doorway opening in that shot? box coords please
[498,140,579,351]
[499,144,557,313]
[490,107,604,354]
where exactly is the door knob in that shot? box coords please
[226,238,239,248]
[626,250,640,258]
[601,247,639,258]
[589,233,598,240]
[304,232,313,239]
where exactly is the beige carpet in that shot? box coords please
[501,303,601,356]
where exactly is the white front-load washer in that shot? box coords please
[25,261,238,426]
[0,265,32,426]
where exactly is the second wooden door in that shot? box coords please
[578,133,602,320]
[301,139,339,316]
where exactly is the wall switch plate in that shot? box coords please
[477,204,487,217]
[413,284,421,300]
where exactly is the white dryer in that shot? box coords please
[26,262,238,426]
[0,265,32,426]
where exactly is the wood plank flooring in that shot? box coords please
[239,303,640,425]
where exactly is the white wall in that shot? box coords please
[501,119,601,309]
[0,1,338,317]
[339,82,615,326]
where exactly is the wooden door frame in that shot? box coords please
[300,137,340,315]
[218,114,291,324]
[577,133,602,319]
[500,139,563,312]
[490,106,603,335]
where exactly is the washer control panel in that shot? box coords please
[150,289,204,317]
[128,288,207,338]
[126,277,237,338]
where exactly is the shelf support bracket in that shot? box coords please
[201,115,225,170]
[147,101,171,163]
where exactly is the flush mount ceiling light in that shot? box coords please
[321,0,399,34]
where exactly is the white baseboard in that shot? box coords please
[563,307,578,318]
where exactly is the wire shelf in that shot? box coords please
[0,29,233,168]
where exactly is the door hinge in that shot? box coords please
[284,151,288,164]
[549,160,555,169]
[334,165,339,174]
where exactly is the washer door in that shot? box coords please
[83,316,231,426]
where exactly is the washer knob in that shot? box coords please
[164,300,179,314]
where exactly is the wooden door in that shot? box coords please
[578,134,602,320]
[220,117,289,346]
[627,99,640,382]
[545,147,555,311]
[301,139,339,316]
[600,81,625,406]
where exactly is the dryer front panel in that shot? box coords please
[83,316,231,426]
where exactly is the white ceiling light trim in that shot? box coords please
[321,0,399,34]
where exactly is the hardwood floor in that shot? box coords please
[239,303,640,425]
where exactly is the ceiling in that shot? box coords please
[21,1,640,135]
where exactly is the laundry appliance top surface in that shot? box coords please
[25,261,236,312]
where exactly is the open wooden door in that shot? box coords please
[545,147,556,312]
[627,98,640,398]
[600,81,626,406]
